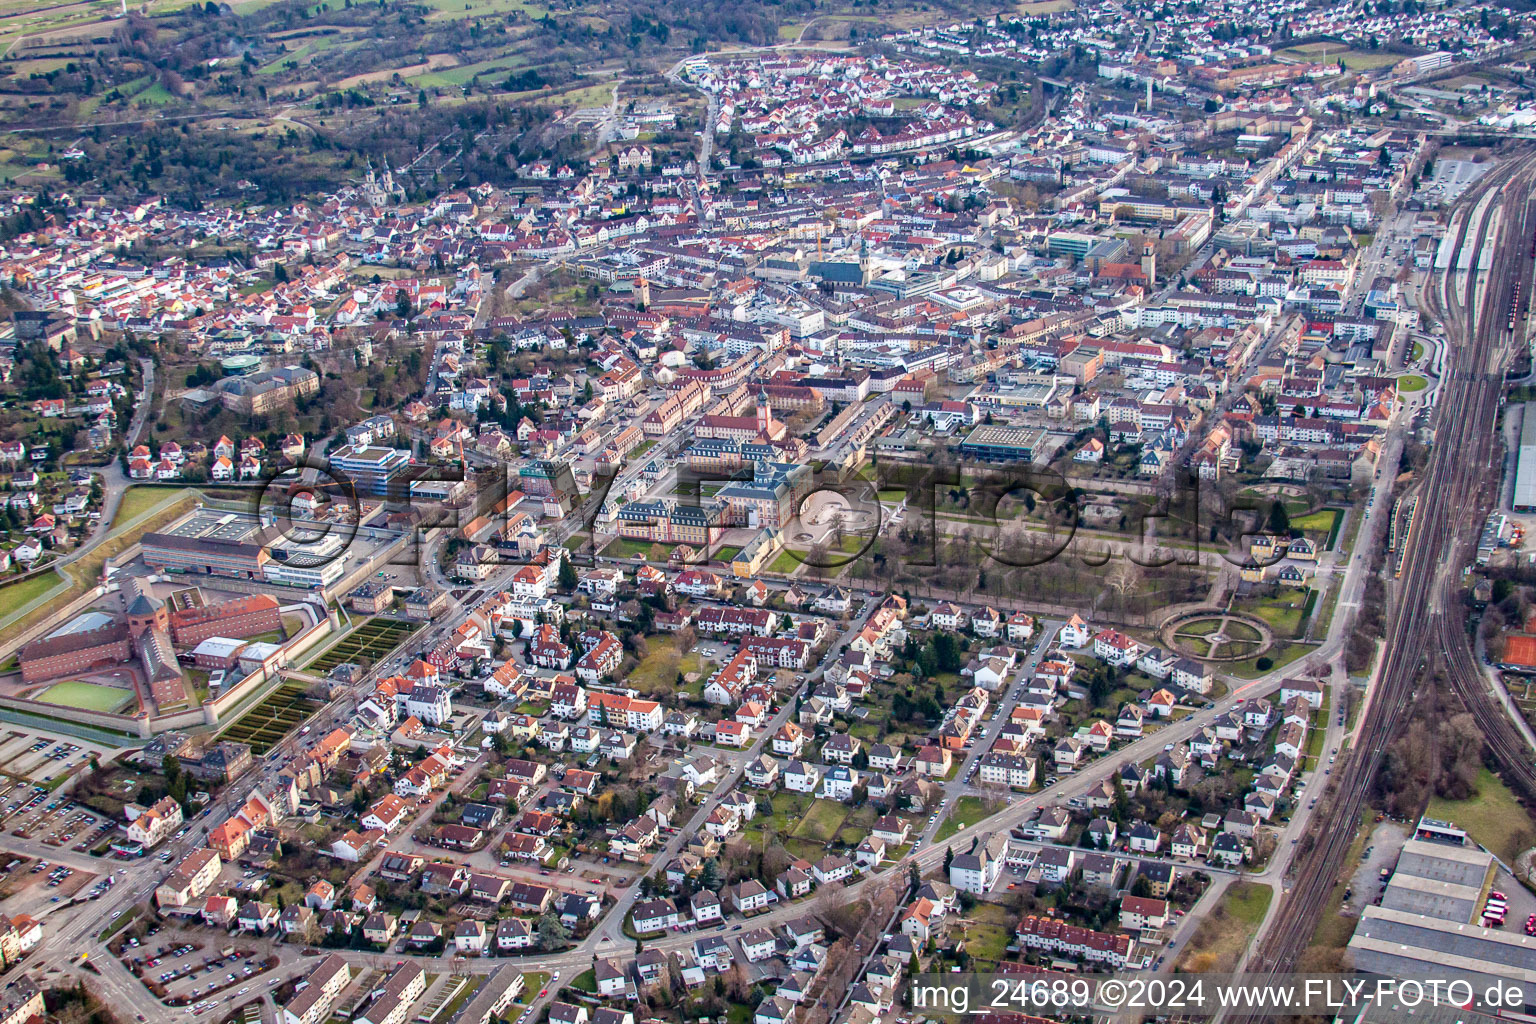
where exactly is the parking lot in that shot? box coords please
[1479,866,1536,937]
[0,854,99,915]
[0,731,112,786]
[1,781,117,852]
[120,933,277,1006]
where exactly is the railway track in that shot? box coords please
[1418,160,1536,802]
[1226,151,1536,1001]
[1434,176,1536,806]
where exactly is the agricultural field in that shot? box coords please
[305,617,417,673]
[0,0,992,202]
[218,682,324,754]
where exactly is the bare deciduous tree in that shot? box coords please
[1105,561,1142,617]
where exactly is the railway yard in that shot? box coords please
[1237,151,1536,996]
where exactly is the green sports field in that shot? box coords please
[37,681,135,713]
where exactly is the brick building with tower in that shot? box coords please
[17,580,283,711]
[125,580,189,708]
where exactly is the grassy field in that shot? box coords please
[1337,50,1402,71]
[36,680,135,713]
[936,795,988,843]
[1291,508,1341,539]
[115,485,197,526]
[745,791,884,859]
[1397,375,1429,393]
[1412,341,1425,362]
[405,54,530,88]
[600,537,657,560]
[1306,694,1330,761]
[1245,594,1309,638]
[768,550,804,575]
[753,792,815,839]
[418,0,547,20]
[628,636,700,696]
[548,82,614,109]
[1275,44,1400,71]
[793,799,848,843]
[1425,768,1534,863]
[960,901,1017,965]
[1229,640,1310,678]
[515,973,549,1005]
[1278,42,1338,55]
[1177,881,1273,973]
[0,572,69,626]
[1224,620,1263,642]
[0,491,198,640]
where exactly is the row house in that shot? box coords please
[1015,915,1136,967]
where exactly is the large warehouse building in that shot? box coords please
[1379,838,1493,923]
[1348,905,1536,1006]
[1512,402,1536,511]
[1348,826,1534,1006]
[141,511,276,579]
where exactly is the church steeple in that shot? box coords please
[756,389,772,437]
